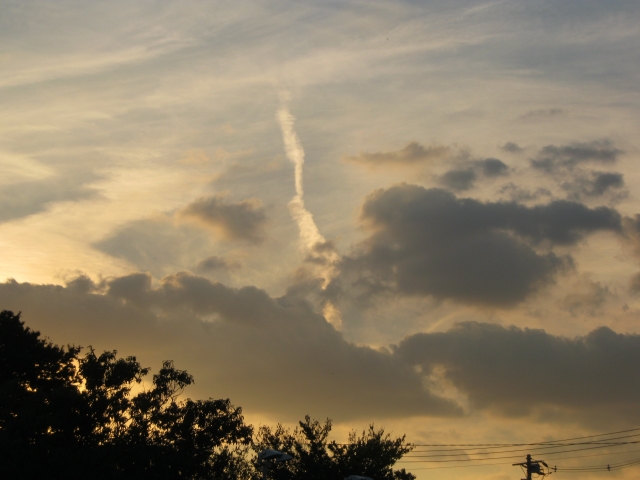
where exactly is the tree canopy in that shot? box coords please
[0,310,252,479]
[253,416,415,480]
[0,310,415,479]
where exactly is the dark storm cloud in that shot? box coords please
[344,142,450,167]
[0,174,99,223]
[0,274,460,421]
[179,194,267,243]
[395,322,640,423]
[530,140,622,173]
[339,184,621,306]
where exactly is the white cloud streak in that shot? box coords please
[277,105,324,248]
[277,100,341,327]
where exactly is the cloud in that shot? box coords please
[179,194,267,243]
[619,215,640,289]
[629,273,640,293]
[0,274,461,421]
[439,158,509,191]
[344,142,450,168]
[528,141,626,202]
[561,171,626,200]
[479,158,509,177]
[531,140,622,173]
[0,174,100,223]
[6,271,639,425]
[395,322,640,423]
[501,142,524,153]
[560,280,613,317]
[277,103,342,327]
[439,168,477,191]
[498,183,552,203]
[338,184,621,307]
[518,108,565,120]
[590,172,624,195]
[93,216,216,277]
[194,255,240,273]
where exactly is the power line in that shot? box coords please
[554,456,640,472]
[402,442,640,462]
[395,426,640,472]
[410,427,640,448]
[410,432,640,453]
[406,440,640,458]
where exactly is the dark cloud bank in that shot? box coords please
[0,273,457,422]
[396,322,640,424]
[1,274,640,425]
[336,184,621,307]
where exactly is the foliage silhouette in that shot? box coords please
[253,415,415,480]
[0,310,252,479]
[0,311,416,479]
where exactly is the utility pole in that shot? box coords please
[513,454,548,479]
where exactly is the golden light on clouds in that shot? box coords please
[3,1,640,478]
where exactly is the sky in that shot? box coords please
[2,1,640,478]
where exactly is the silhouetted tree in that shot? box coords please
[1,310,416,479]
[0,311,252,479]
[253,415,415,480]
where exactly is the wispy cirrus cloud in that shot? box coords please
[344,142,450,168]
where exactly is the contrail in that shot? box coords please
[277,107,325,251]
[276,101,342,328]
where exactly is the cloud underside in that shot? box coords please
[0,273,458,421]
[179,194,267,243]
[397,322,640,423]
[1,274,639,425]
[339,185,621,306]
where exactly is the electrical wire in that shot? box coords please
[410,432,640,453]
[394,426,640,471]
[553,456,640,473]
[408,426,640,447]
[402,442,640,462]
[406,440,640,458]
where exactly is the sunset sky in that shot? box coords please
[2,1,640,478]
